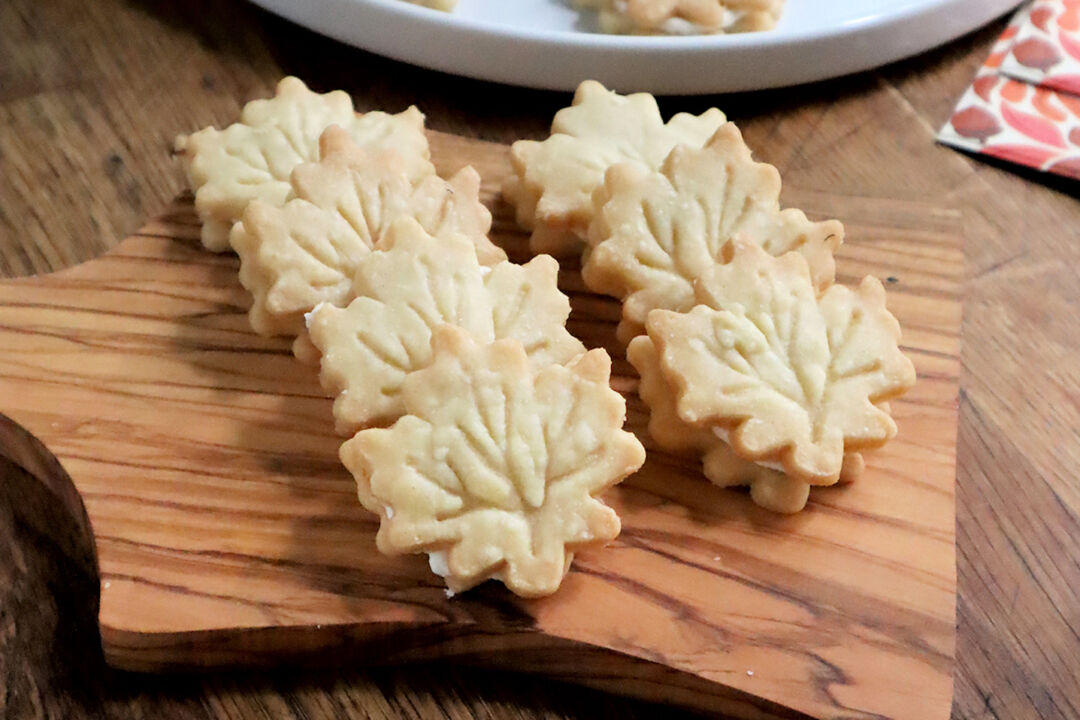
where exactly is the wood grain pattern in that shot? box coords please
[12,2,1079,719]
[0,129,959,720]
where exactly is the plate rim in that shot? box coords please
[348,0,1008,49]
[247,0,1023,93]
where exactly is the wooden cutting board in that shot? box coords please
[0,130,959,720]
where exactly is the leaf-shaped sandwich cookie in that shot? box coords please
[628,334,865,514]
[575,0,784,35]
[308,218,585,435]
[403,0,457,9]
[176,76,433,252]
[340,326,646,597]
[503,80,726,255]
[584,122,843,343]
[232,126,500,344]
[647,241,915,486]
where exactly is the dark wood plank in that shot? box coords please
[880,25,1080,720]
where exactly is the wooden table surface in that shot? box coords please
[1,1,1077,718]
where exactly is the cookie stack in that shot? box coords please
[503,81,916,513]
[176,76,432,254]
[176,78,645,598]
[174,77,915,597]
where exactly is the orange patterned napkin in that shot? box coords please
[1001,0,1080,95]
[939,3,1080,181]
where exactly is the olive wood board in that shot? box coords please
[0,130,960,720]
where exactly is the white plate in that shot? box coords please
[248,0,1022,94]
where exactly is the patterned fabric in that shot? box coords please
[939,2,1080,182]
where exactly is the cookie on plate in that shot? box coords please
[404,0,456,9]
[575,0,784,34]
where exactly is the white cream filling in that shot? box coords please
[711,427,785,472]
[304,301,330,327]
[427,550,450,578]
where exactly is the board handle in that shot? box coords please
[1,413,100,572]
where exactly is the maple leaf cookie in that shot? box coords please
[176,76,432,252]
[307,218,584,435]
[340,325,646,597]
[647,241,915,485]
[628,333,865,513]
[584,122,843,344]
[407,0,457,8]
[502,80,725,255]
[231,126,500,347]
[575,0,784,34]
